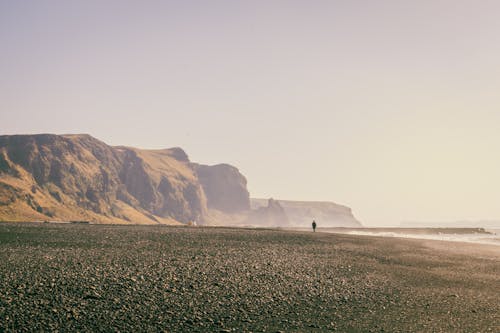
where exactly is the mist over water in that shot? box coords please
[325,228,500,246]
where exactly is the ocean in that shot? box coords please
[320,227,500,246]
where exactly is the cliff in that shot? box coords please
[0,134,248,224]
[0,134,361,226]
[243,198,289,227]
[194,164,250,213]
[251,198,362,227]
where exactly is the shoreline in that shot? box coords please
[1,223,499,332]
[290,226,500,247]
[2,220,500,246]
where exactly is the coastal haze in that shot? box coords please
[1,1,500,332]
[0,133,362,228]
[2,0,500,226]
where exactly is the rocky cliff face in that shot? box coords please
[0,134,361,226]
[251,198,362,227]
[0,134,247,224]
[243,198,289,227]
[195,164,250,213]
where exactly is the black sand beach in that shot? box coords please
[0,223,498,332]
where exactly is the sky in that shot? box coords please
[1,0,500,226]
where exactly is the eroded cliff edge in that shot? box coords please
[0,134,361,227]
[251,198,362,228]
[0,134,249,224]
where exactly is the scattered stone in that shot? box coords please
[0,223,497,332]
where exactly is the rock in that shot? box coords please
[251,198,362,227]
[0,134,247,224]
[195,164,250,213]
[243,198,289,227]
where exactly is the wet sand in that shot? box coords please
[0,223,498,332]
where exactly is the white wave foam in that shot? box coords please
[337,231,500,246]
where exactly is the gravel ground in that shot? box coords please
[0,223,499,332]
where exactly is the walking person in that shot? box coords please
[312,220,317,232]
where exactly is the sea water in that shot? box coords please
[337,228,500,246]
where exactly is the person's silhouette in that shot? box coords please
[312,220,317,232]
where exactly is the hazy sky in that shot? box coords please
[2,0,500,226]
